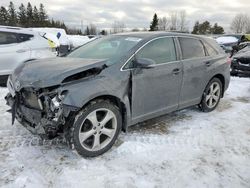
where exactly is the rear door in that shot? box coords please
[177,37,209,108]
[130,37,183,122]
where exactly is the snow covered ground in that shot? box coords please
[0,77,250,188]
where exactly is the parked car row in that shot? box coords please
[0,26,57,85]
[215,34,250,78]
[5,32,230,157]
[230,42,250,77]
[0,26,95,86]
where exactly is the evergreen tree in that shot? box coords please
[191,21,199,34]
[198,21,211,34]
[210,23,224,34]
[149,13,159,31]
[85,26,90,35]
[0,2,78,34]
[26,2,33,27]
[32,6,39,27]
[8,1,17,26]
[0,6,8,25]
[18,3,26,27]
[39,3,48,26]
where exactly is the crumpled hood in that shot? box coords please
[11,57,106,89]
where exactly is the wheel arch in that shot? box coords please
[79,94,129,133]
[211,74,225,97]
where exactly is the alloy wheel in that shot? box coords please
[78,108,117,151]
[205,82,221,109]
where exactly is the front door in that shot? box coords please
[131,37,183,122]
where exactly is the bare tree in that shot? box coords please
[160,10,188,32]
[158,17,169,31]
[230,14,249,33]
[111,21,126,34]
[170,11,178,31]
[179,10,187,32]
[89,23,97,35]
[85,23,97,35]
[245,19,250,33]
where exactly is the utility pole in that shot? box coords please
[81,20,83,33]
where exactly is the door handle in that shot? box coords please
[16,49,28,53]
[172,68,181,75]
[205,61,211,67]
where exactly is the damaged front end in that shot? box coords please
[5,79,79,138]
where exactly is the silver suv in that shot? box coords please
[0,26,57,85]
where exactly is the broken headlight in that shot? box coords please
[49,90,68,112]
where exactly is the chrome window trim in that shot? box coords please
[120,35,211,71]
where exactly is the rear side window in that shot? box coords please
[0,32,18,45]
[203,41,218,56]
[17,33,34,42]
[136,37,177,64]
[179,37,206,59]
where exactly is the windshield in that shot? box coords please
[67,35,142,65]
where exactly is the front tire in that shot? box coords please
[70,100,122,157]
[200,78,222,112]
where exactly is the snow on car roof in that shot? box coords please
[0,25,35,35]
[216,36,239,45]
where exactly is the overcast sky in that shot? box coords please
[1,0,250,32]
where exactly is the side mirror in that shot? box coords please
[133,58,155,69]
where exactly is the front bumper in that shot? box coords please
[5,93,46,135]
[5,90,79,137]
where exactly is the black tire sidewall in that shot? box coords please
[201,78,222,112]
[72,100,122,157]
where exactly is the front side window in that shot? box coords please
[179,37,206,59]
[136,37,177,64]
[0,32,18,45]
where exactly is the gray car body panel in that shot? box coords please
[10,57,107,90]
[8,32,230,129]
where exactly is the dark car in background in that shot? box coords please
[231,42,250,77]
[6,32,230,157]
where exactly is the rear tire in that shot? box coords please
[69,100,122,157]
[200,78,222,112]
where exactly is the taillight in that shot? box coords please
[227,58,232,65]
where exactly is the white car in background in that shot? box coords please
[0,26,57,85]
